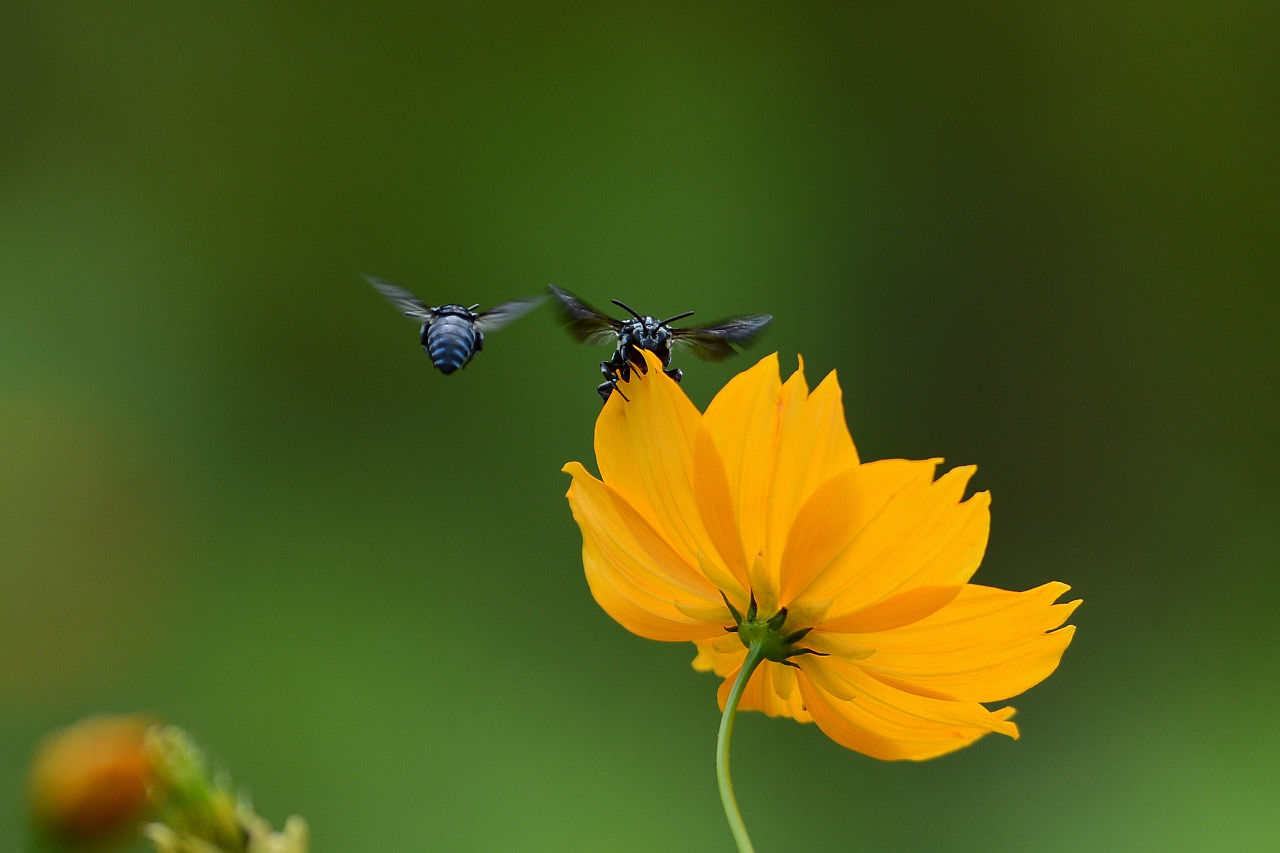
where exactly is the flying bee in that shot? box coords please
[365,274,544,374]
[548,284,772,401]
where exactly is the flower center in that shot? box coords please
[721,592,826,667]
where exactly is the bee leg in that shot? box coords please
[598,361,630,403]
[664,367,683,383]
[597,377,630,403]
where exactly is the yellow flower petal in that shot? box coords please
[673,594,734,624]
[816,585,963,634]
[692,636,746,678]
[701,353,783,579]
[579,532,713,641]
[699,356,862,597]
[785,459,990,619]
[692,426,751,589]
[691,641,718,673]
[797,659,1018,761]
[764,366,860,579]
[777,467,862,602]
[593,349,716,569]
[565,461,721,641]
[696,550,749,608]
[779,458,935,603]
[770,659,798,701]
[564,462,713,599]
[713,661,813,723]
[843,582,1081,703]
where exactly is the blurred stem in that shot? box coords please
[717,641,767,853]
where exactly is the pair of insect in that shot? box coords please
[365,275,772,401]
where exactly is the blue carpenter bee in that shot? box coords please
[548,284,772,401]
[365,274,544,374]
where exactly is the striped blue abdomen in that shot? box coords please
[422,308,480,374]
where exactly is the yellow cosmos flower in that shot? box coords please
[563,350,1079,762]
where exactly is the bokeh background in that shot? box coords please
[3,3,1277,851]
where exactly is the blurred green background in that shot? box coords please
[3,2,1277,851]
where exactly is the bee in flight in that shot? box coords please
[365,274,544,375]
[548,284,772,401]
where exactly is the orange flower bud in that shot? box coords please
[27,714,157,847]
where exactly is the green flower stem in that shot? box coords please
[717,640,769,853]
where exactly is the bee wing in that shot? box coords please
[473,295,546,333]
[363,274,436,321]
[672,314,773,362]
[548,284,623,346]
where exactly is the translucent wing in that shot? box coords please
[672,314,773,362]
[474,295,546,333]
[364,274,436,321]
[548,285,623,347]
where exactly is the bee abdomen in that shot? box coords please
[423,309,480,374]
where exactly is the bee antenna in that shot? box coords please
[611,299,644,321]
[662,310,695,325]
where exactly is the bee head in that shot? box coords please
[613,299,693,352]
[636,316,672,350]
